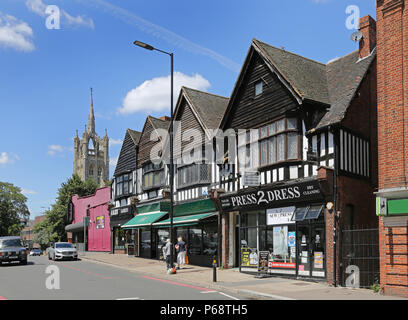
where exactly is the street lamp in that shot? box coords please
[133,40,175,271]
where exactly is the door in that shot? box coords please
[310,224,325,278]
[297,225,310,277]
[140,230,151,258]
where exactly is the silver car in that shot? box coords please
[0,236,28,265]
[48,242,78,261]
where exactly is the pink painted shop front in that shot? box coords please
[70,187,111,252]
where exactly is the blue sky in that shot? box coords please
[0,0,376,219]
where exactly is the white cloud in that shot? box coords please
[118,72,211,115]
[25,0,94,29]
[0,12,35,52]
[109,139,123,147]
[21,189,37,195]
[109,156,118,167]
[0,152,20,165]
[47,144,64,156]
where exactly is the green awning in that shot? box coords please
[388,198,408,215]
[121,212,167,229]
[136,201,170,214]
[173,199,216,217]
[153,212,218,228]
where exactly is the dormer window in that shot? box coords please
[255,81,263,96]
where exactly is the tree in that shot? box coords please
[0,182,30,236]
[34,174,98,243]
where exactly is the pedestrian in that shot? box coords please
[176,236,187,269]
[162,239,172,270]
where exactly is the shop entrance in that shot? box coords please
[296,222,325,278]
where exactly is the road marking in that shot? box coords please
[142,275,214,292]
[116,297,142,300]
[200,290,217,293]
[219,292,240,300]
[238,289,296,300]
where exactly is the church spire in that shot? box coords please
[88,87,95,134]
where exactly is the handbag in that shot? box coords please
[185,254,189,265]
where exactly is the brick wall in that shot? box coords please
[377,0,408,297]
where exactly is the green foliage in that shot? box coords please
[0,182,30,236]
[370,282,381,293]
[34,174,98,244]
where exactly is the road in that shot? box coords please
[0,256,252,300]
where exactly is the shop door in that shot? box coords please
[310,224,325,278]
[297,225,311,277]
[140,230,151,258]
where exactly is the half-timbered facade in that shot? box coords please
[218,16,378,284]
[109,128,141,253]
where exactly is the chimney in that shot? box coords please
[358,15,376,59]
[159,116,171,121]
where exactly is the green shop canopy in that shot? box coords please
[121,201,170,229]
[121,212,167,229]
[153,211,218,228]
[152,198,218,228]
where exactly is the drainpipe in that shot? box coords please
[331,125,338,287]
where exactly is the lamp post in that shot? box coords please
[133,40,175,270]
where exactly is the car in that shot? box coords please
[0,236,28,265]
[29,248,42,256]
[48,242,78,261]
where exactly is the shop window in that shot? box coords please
[114,228,125,250]
[203,224,218,256]
[189,228,202,256]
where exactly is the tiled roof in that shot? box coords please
[252,39,376,130]
[182,87,229,129]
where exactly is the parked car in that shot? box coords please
[48,242,78,261]
[29,248,42,256]
[0,236,28,265]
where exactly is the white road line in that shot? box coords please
[116,297,142,300]
[219,292,240,300]
[200,291,217,293]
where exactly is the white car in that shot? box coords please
[48,242,78,261]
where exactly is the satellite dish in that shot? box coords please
[351,31,363,42]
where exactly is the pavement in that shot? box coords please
[78,251,407,300]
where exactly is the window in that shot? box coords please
[116,173,133,197]
[177,164,210,188]
[142,162,164,190]
[261,117,299,166]
[89,164,94,176]
[255,81,263,96]
[98,166,102,177]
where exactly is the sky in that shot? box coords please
[0,0,376,219]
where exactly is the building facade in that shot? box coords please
[376,0,408,297]
[73,89,109,187]
[109,128,141,254]
[65,187,111,252]
[217,19,377,283]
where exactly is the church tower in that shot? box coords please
[73,89,109,187]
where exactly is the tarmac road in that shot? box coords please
[0,255,254,300]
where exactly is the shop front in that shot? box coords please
[220,179,327,280]
[152,198,219,267]
[121,201,170,258]
[110,205,135,254]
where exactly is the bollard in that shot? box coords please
[213,258,217,282]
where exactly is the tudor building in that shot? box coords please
[109,128,141,254]
[217,16,378,284]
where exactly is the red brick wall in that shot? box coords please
[377,0,408,297]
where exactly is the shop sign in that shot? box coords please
[267,206,296,225]
[241,247,258,267]
[258,251,269,274]
[220,180,323,211]
[314,252,324,269]
[269,262,296,269]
